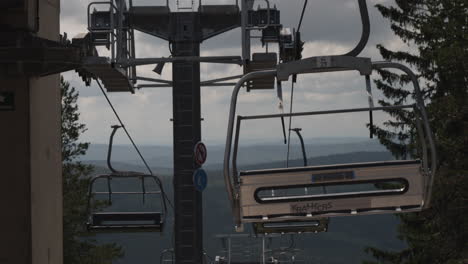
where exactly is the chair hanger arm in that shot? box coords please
[342,0,370,57]
[107,125,122,173]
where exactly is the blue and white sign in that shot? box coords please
[193,168,208,192]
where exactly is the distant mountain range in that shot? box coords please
[83,137,387,170]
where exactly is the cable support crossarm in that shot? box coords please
[95,78,174,211]
[118,56,243,67]
[200,75,244,85]
[133,76,173,84]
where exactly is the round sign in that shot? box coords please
[193,169,208,192]
[194,141,207,165]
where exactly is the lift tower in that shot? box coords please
[171,13,204,263]
[128,4,240,263]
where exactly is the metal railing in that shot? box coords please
[87,0,137,83]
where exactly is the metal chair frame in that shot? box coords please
[223,57,437,231]
[86,125,166,232]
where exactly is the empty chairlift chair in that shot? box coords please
[224,55,436,231]
[87,125,166,232]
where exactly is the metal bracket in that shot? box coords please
[277,56,372,81]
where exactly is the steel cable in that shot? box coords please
[297,0,308,32]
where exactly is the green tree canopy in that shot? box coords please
[364,1,467,263]
[61,76,123,264]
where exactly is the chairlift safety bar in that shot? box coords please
[232,104,418,180]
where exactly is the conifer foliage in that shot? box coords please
[61,77,123,264]
[364,1,467,263]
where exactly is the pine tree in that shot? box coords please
[363,1,468,263]
[61,76,124,264]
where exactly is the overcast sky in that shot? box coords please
[60,0,409,146]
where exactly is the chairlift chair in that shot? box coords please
[86,125,166,232]
[224,56,437,231]
[224,0,433,232]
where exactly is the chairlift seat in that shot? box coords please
[88,212,163,232]
[239,160,425,223]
